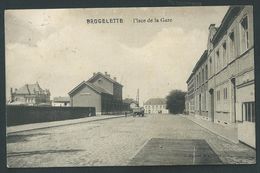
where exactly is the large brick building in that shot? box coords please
[69,72,127,115]
[185,6,255,148]
[9,82,51,106]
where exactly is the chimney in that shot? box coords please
[93,72,96,76]
[105,72,110,77]
[113,77,117,81]
[208,24,216,30]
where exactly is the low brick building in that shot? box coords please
[69,72,127,115]
[52,96,70,107]
[144,98,169,114]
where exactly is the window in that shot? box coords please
[205,65,208,80]
[216,50,220,71]
[242,102,255,122]
[217,90,220,101]
[98,79,103,84]
[209,58,212,76]
[199,72,201,85]
[222,42,227,66]
[229,31,235,59]
[196,75,199,88]
[223,88,228,100]
[202,69,204,83]
[240,16,249,53]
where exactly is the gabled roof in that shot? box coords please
[144,98,167,105]
[87,72,123,87]
[186,72,194,84]
[53,96,70,102]
[86,82,111,94]
[211,6,244,46]
[14,82,45,95]
[123,98,138,104]
[68,81,111,96]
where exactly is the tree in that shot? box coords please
[166,90,186,114]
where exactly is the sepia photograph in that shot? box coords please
[5,5,256,167]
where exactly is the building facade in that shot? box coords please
[185,72,195,115]
[69,72,126,115]
[9,82,51,106]
[52,96,70,107]
[144,98,169,114]
[185,6,255,148]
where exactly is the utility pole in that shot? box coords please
[136,88,139,107]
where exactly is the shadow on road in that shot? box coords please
[7,133,50,144]
[8,149,84,157]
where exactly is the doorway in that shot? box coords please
[209,89,214,122]
[199,94,201,115]
[231,78,236,122]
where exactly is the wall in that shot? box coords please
[236,76,255,148]
[71,85,101,113]
[113,84,123,101]
[92,76,113,95]
[6,105,95,126]
[101,93,128,114]
[144,104,168,114]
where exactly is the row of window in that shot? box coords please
[144,105,166,109]
[25,98,35,103]
[216,87,228,101]
[212,16,249,74]
[195,65,208,89]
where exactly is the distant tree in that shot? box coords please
[166,90,186,114]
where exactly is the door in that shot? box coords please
[209,89,214,122]
[231,78,236,122]
[199,94,201,115]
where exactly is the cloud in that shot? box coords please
[5,6,229,103]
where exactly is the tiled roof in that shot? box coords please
[68,81,111,96]
[123,98,138,104]
[53,96,70,102]
[87,72,123,87]
[14,83,45,95]
[144,98,167,105]
[85,82,110,94]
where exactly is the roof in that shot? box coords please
[211,6,244,46]
[14,82,47,95]
[123,98,138,104]
[87,72,123,87]
[68,81,111,96]
[186,72,194,84]
[86,82,111,94]
[144,98,167,105]
[53,96,70,102]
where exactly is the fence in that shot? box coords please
[6,105,95,126]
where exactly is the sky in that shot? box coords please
[5,6,229,104]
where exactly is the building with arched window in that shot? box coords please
[185,6,255,148]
